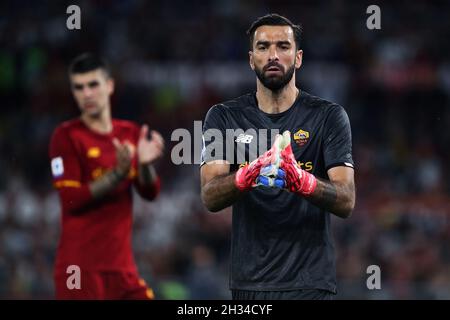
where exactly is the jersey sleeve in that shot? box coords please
[200,104,229,166]
[49,126,92,214]
[322,105,354,171]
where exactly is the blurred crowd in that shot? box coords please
[0,0,449,299]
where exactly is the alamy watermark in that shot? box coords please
[366,5,381,30]
[366,264,381,290]
[171,121,282,165]
[66,5,81,30]
[66,265,81,290]
[66,5,380,34]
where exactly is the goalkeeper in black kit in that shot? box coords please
[200,14,355,300]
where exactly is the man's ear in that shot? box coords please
[295,50,303,69]
[249,51,255,70]
[107,78,115,95]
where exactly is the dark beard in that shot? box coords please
[254,63,295,92]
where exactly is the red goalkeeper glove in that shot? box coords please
[280,131,317,196]
[234,134,284,191]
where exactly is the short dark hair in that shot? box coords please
[247,13,303,50]
[68,53,111,77]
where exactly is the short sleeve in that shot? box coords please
[49,126,83,187]
[323,105,354,171]
[49,126,92,213]
[201,105,229,166]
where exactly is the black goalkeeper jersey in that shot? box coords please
[201,90,354,293]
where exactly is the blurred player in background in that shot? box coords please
[201,14,355,300]
[49,53,164,299]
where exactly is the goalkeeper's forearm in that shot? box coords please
[306,177,355,219]
[201,173,242,212]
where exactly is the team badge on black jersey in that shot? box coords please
[293,129,309,147]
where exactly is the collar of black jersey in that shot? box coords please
[251,89,304,120]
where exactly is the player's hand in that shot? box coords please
[234,134,284,191]
[279,131,317,196]
[137,125,164,165]
[113,138,134,178]
[256,165,286,188]
[255,132,289,189]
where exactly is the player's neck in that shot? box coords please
[256,81,299,114]
[81,107,113,134]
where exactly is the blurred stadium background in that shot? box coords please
[1,0,450,299]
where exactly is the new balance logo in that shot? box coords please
[235,134,254,144]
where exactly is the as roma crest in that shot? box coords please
[293,129,310,147]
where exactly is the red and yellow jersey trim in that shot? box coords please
[54,180,81,188]
[138,278,155,299]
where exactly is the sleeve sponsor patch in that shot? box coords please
[51,157,64,177]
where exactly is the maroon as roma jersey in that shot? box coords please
[49,118,160,272]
